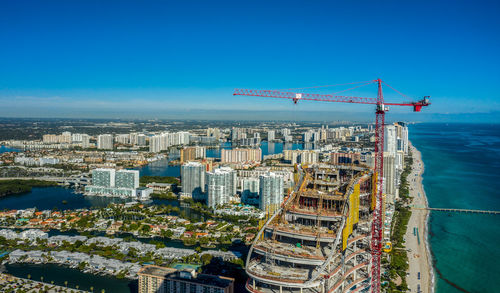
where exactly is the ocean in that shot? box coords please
[409,123,500,293]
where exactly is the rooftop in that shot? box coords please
[138,265,234,288]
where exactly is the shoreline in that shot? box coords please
[406,142,434,293]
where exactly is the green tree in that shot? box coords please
[201,253,213,265]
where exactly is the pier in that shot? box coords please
[412,207,500,215]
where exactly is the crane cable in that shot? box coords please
[278,80,375,91]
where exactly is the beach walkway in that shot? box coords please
[405,143,432,293]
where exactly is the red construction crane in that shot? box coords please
[233,78,430,293]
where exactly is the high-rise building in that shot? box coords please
[241,178,260,205]
[181,162,206,200]
[259,172,284,211]
[180,146,206,163]
[303,130,313,142]
[137,134,147,146]
[81,134,90,148]
[206,167,237,208]
[221,148,262,163]
[86,168,150,199]
[283,150,319,165]
[230,128,246,141]
[115,134,130,145]
[97,134,113,150]
[383,152,397,203]
[61,131,72,143]
[115,170,139,189]
[330,152,361,164]
[395,122,409,154]
[138,265,234,293]
[91,168,116,187]
[384,125,397,155]
[267,130,275,141]
[149,135,162,153]
[207,128,221,139]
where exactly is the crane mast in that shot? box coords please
[234,78,429,293]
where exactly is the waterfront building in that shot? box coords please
[115,169,139,189]
[267,130,275,141]
[138,265,234,293]
[303,130,314,142]
[206,167,237,208]
[259,172,284,211]
[240,137,261,146]
[97,134,114,150]
[149,135,162,153]
[180,146,206,163]
[384,124,397,155]
[395,121,409,154]
[181,162,206,200]
[221,148,262,164]
[91,168,116,187]
[383,152,397,203]
[86,168,150,199]
[231,127,246,141]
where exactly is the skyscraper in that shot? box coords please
[384,125,397,155]
[206,167,237,208]
[181,162,206,200]
[97,134,113,150]
[267,130,275,141]
[259,172,284,211]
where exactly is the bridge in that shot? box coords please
[412,206,500,215]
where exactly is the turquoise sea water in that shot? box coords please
[410,123,500,293]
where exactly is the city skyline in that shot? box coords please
[1,1,499,122]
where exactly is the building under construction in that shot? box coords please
[245,163,374,293]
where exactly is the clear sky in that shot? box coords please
[0,0,499,121]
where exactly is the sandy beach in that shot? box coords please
[405,142,434,293]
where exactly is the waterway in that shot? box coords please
[3,263,136,293]
[0,145,21,153]
[410,123,500,293]
[0,141,303,289]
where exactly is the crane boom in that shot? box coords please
[235,78,430,293]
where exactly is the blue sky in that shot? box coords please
[0,0,499,121]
